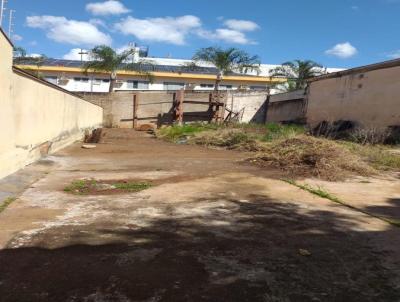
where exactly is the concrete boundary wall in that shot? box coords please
[266,90,306,123]
[0,29,103,179]
[307,64,400,128]
[82,90,270,128]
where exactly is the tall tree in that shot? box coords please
[193,47,260,90]
[83,45,152,93]
[270,60,325,92]
[13,46,26,58]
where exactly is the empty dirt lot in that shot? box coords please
[0,129,399,302]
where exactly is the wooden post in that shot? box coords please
[133,94,139,129]
[264,88,271,124]
[174,89,184,125]
[210,92,226,124]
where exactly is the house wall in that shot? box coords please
[0,30,103,179]
[307,66,400,128]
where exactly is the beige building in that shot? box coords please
[306,59,400,128]
[0,29,103,179]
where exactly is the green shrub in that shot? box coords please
[262,123,306,141]
[157,123,220,141]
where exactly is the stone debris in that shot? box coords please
[81,144,97,149]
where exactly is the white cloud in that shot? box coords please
[12,34,23,41]
[63,48,90,61]
[89,18,107,28]
[325,42,358,58]
[29,53,43,58]
[223,19,260,32]
[115,15,201,45]
[197,28,256,45]
[26,15,112,46]
[386,50,400,59]
[86,0,130,16]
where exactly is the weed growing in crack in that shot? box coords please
[0,197,16,213]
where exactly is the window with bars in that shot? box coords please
[250,86,267,90]
[127,80,149,89]
[74,77,89,83]
[200,84,215,88]
[164,82,185,90]
[93,78,110,85]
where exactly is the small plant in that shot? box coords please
[113,182,152,192]
[0,197,16,213]
[289,181,342,203]
[64,179,95,194]
[64,179,152,195]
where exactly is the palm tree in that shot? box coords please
[14,53,47,79]
[13,46,26,58]
[193,47,261,91]
[270,60,325,92]
[83,45,152,93]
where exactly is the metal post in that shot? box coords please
[8,9,14,37]
[0,0,7,28]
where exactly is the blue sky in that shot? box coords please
[4,0,400,68]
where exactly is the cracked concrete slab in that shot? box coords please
[0,129,399,301]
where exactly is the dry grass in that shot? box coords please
[191,129,265,151]
[341,142,400,171]
[157,123,399,181]
[250,135,374,181]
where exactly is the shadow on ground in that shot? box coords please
[0,195,399,302]
[365,198,400,221]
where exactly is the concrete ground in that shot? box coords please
[0,129,399,302]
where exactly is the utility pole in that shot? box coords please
[0,0,7,28]
[78,48,88,62]
[8,9,14,37]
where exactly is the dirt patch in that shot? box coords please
[249,135,374,181]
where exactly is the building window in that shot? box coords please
[164,82,185,90]
[219,85,233,90]
[200,84,214,89]
[93,78,102,85]
[44,76,58,85]
[250,86,267,90]
[126,80,149,90]
[74,77,89,83]
[93,78,109,85]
